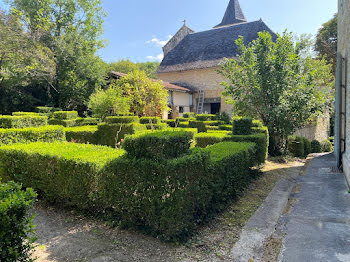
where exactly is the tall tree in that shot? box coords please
[220,31,334,154]
[6,0,108,110]
[315,14,337,74]
[109,59,160,79]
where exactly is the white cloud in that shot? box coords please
[146,53,164,62]
[146,35,172,47]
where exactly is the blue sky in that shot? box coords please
[100,0,337,63]
[1,0,338,63]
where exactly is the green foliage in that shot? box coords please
[252,120,264,128]
[0,181,37,262]
[53,111,78,120]
[287,136,305,158]
[183,112,196,118]
[194,132,228,148]
[64,126,98,144]
[0,115,48,128]
[76,117,99,126]
[321,140,333,152]
[315,14,337,74]
[219,31,334,153]
[123,130,193,159]
[203,121,224,126]
[206,126,220,131]
[233,117,253,135]
[88,86,130,121]
[95,123,146,147]
[48,119,77,127]
[144,123,167,130]
[113,70,169,117]
[303,137,311,156]
[0,142,124,208]
[196,114,216,121]
[109,59,160,79]
[98,141,256,241]
[139,117,161,124]
[215,112,231,124]
[0,126,65,145]
[311,140,322,153]
[12,112,39,116]
[219,125,233,131]
[106,116,139,124]
[189,121,207,133]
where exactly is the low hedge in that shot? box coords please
[219,125,232,131]
[303,137,311,156]
[64,126,98,144]
[287,136,305,158]
[321,140,333,152]
[178,121,190,128]
[195,114,216,121]
[0,142,124,208]
[206,126,220,131]
[144,123,167,130]
[0,181,37,261]
[53,111,78,120]
[252,120,264,128]
[99,141,256,241]
[183,112,196,118]
[95,123,146,147]
[0,126,65,145]
[203,121,224,126]
[106,116,139,124]
[123,130,193,159]
[189,120,207,133]
[139,117,161,124]
[194,132,228,148]
[48,119,77,127]
[12,112,39,116]
[233,117,253,135]
[0,115,48,129]
[311,140,322,153]
[76,117,99,126]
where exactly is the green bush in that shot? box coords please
[0,115,48,128]
[287,136,304,158]
[144,123,167,130]
[233,117,253,135]
[203,121,224,126]
[194,132,228,148]
[36,106,60,118]
[123,130,193,159]
[53,111,78,120]
[106,116,139,124]
[48,119,77,127]
[12,112,39,116]
[98,141,256,241]
[65,126,98,144]
[219,125,232,131]
[302,137,311,157]
[206,126,220,131]
[139,117,161,124]
[189,120,207,133]
[0,126,65,145]
[311,140,322,153]
[196,114,216,121]
[215,112,231,124]
[76,117,99,126]
[178,121,190,128]
[0,181,37,262]
[183,112,196,118]
[321,140,333,152]
[0,142,124,208]
[95,123,146,147]
[163,119,177,127]
[252,120,264,128]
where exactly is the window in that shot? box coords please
[179,106,184,114]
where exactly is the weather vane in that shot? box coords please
[183,19,186,26]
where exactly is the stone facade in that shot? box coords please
[294,114,330,142]
[158,67,234,115]
[336,0,350,187]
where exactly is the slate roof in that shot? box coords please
[214,0,247,28]
[110,71,192,93]
[157,20,277,73]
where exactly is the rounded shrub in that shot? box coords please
[233,117,253,135]
[321,140,333,152]
[311,140,322,153]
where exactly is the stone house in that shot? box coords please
[157,0,277,116]
[335,0,350,187]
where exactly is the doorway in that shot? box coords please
[210,103,221,114]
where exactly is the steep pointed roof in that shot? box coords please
[214,0,247,28]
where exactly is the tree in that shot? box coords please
[137,62,160,79]
[219,31,334,154]
[88,86,130,121]
[109,59,160,79]
[114,70,168,117]
[315,14,337,74]
[0,8,55,114]
[6,0,108,111]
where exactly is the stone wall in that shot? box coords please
[294,114,330,142]
[158,67,234,114]
[337,0,350,187]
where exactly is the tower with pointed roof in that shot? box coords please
[214,0,247,28]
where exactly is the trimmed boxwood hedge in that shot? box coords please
[183,112,196,118]
[287,136,305,158]
[139,117,161,124]
[12,112,39,116]
[53,111,78,120]
[95,123,146,147]
[203,121,224,126]
[0,126,65,145]
[233,117,253,135]
[0,115,48,128]
[64,126,98,144]
[48,119,77,127]
[144,123,167,130]
[189,120,207,133]
[219,125,232,131]
[311,140,322,153]
[106,116,139,124]
[123,130,193,159]
[0,181,37,261]
[0,142,124,208]
[195,114,216,121]
[194,132,228,148]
